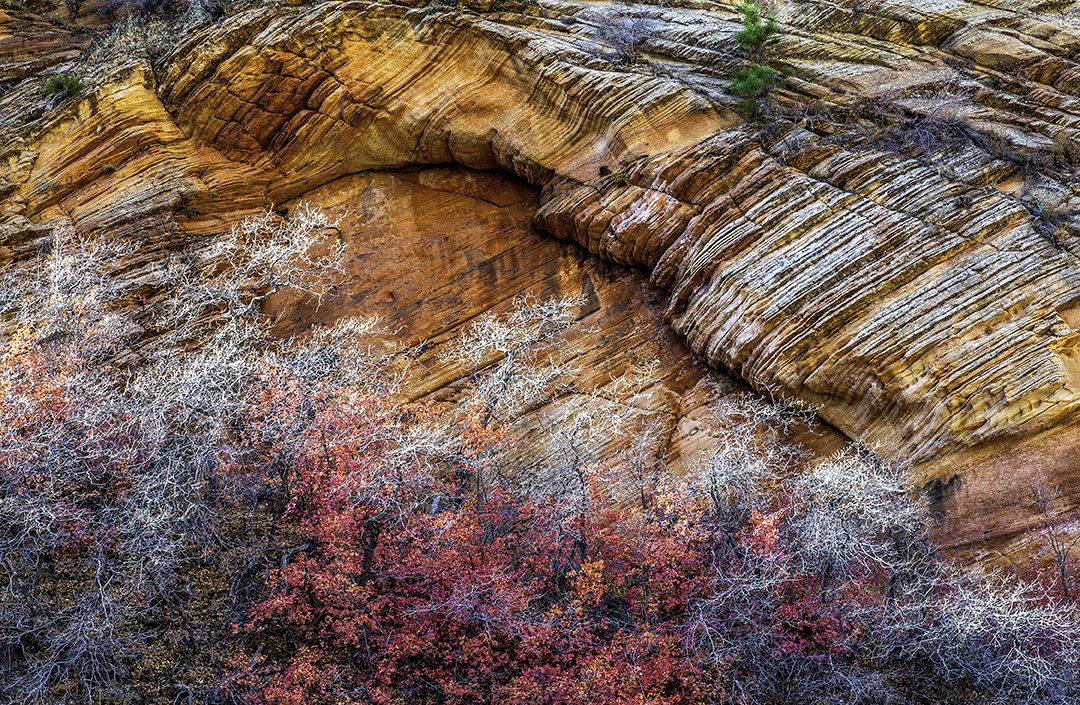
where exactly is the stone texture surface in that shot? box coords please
[263,167,812,481]
[2,0,1080,558]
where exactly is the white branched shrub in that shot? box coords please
[155,204,343,341]
[869,571,1080,703]
[590,6,652,64]
[0,207,363,702]
[528,360,661,496]
[688,393,809,532]
[444,293,584,423]
[795,449,929,587]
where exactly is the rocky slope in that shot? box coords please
[2,0,1080,559]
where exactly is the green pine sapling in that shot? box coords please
[731,0,783,116]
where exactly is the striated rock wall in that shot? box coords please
[2,0,1080,557]
[261,166,845,481]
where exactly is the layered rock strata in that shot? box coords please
[2,0,1080,556]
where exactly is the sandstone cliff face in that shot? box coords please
[2,0,1080,558]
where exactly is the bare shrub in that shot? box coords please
[870,572,1080,703]
[591,6,650,64]
[849,79,975,163]
[0,207,358,703]
[524,360,663,516]
[688,394,810,530]
[443,293,583,425]
[78,5,217,84]
[1030,476,1080,603]
[1008,475,1080,607]
[794,449,929,591]
[155,203,345,345]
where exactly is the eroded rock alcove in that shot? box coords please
[266,166,784,485]
[3,0,1080,561]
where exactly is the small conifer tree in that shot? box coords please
[734,0,778,60]
[731,0,782,116]
[41,72,85,98]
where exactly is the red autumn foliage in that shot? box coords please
[4,220,1079,705]
[227,375,889,705]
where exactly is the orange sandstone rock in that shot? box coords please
[2,0,1080,555]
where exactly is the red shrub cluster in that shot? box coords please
[227,385,888,705]
[3,217,1078,705]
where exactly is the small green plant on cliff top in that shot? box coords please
[734,0,779,59]
[41,72,84,98]
[731,0,783,116]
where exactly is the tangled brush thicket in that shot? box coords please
[0,206,1077,705]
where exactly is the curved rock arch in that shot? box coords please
[5,0,1080,554]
